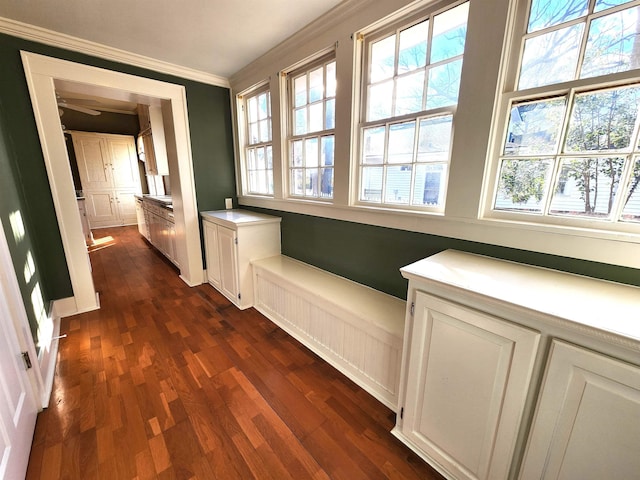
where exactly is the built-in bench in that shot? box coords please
[251,255,406,409]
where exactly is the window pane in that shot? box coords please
[321,136,335,166]
[294,75,307,107]
[368,81,394,121]
[363,127,385,164]
[414,163,447,205]
[309,67,324,102]
[595,0,634,13]
[305,168,318,196]
[431,2,469,63]
[581,6,640,79]
[248,96,258,122]
[527,0,589,33]
[388,121,416,164]
[326,61,337,97]
[266,146,273,169]
[384,165,412,204]
[371,35,396,83]
[258,93,269,120]
[565,86,640,152]
[256,147,266,169]
[295,107,307,135]
[550,157,625,217]
[320,167,334,197]
[325,98,335,129]
[395,71,425,116]
[361,167,383,202]
[305,137,319,167]
[418,115,453,162]
[398,21,428,75]
[495,158,553,212]
[259,119,270,142]
[505,97,566,155]
[250,123,259,144]
[519,24,584,89]
[291,169,304,195]
[292,140,303,166]
[309,103,323,132]
[426,59,463,109]
[621,156,640,221]
[247,148,256,170]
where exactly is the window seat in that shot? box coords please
[251,255,406,409]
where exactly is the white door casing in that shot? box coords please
[20,51,204,318]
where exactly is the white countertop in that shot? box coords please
[201,209,281,228]
[401,250,640,345]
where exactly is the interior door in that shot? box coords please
[73,134,112,190]
[0,276,39,480]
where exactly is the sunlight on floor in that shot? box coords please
[87,235,116,253]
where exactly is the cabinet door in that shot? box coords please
[84,191,119,228]
[203,222,221,287]
[519,341,640,480]
[107,138,140,189]
[74,134,112,190]
[217,225,239,303]
[401,292,539,480]
[115,191,138,225]
[141,133,158,175]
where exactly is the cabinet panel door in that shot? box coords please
[115,190,138,225]
[203,222,221,287]
[402,292,539,480]
[519,341,640,480]
[74,135,112,190]
[84,191,119,227]
[107,138,139,189]
[217,226,239,303]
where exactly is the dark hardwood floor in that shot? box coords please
[25,225,443,480]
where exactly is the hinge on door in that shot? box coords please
[238,293,241,300]
[22,351,32,370]
[234,237,238,245]
[410,302,415,316]
[400,407,404,419]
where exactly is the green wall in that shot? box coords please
[249,208,640,300]
[0,32,235,309]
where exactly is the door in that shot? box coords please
[84,191,119,228]
[0,241,39,480]
[107,137,140,189]
[217,225,239,303]
[73,134,112,190]
[115,190,138,225]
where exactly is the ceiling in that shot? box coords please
[0,0,345,79]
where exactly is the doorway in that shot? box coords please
[21,52,204,318]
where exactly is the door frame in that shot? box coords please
[21,51,204,317]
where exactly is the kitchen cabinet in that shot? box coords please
[137,105,169,176]
[519,341,640,480]
[395,250,640,480]
[71,132,141,228]
[140,197,177,266]
[135,196,148,240]
[76,198,94,245]
[201,210,281,310]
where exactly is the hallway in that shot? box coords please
[25,226,441,479]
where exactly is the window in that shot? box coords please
[242,86,273,195]
[287,54,336,200]
[491,0,640,225]
[358,2,469,210]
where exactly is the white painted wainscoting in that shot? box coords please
[251,255,405,410]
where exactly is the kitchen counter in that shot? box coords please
[136,194,173,210]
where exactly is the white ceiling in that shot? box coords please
[0,0,345,79]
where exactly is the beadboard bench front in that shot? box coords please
[251,255,406,409]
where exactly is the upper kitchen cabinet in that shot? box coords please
[137,104,169,176]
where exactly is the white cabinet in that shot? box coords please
[72,132,141,228]
[137,105,169,176]
[201,210,281,309]
[398,292,539,480]
[141,198,177,266]
[396,250,640,480]
[519,341,640,480]
[76,198,94,245]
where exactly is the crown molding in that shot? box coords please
[0,16,230,88]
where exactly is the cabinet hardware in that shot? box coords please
[410,302,415,316]
[400,407,404,419]
[21,351,32,370]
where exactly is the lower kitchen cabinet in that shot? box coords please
[519,340,640,480]
[395,250,640,480]
[140,198,177,266]
[84,189,138,228]
[201,210,281,310]
[397,293,539,480]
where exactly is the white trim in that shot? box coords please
[0,16,229,88]
[20,52,205,318]
[238,195,640,269]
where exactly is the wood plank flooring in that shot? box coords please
[26,226,443,480]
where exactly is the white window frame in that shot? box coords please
[482,0,640,235]
[355,1,470,213]
[285,52,337,201]
[238,83,274,197]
